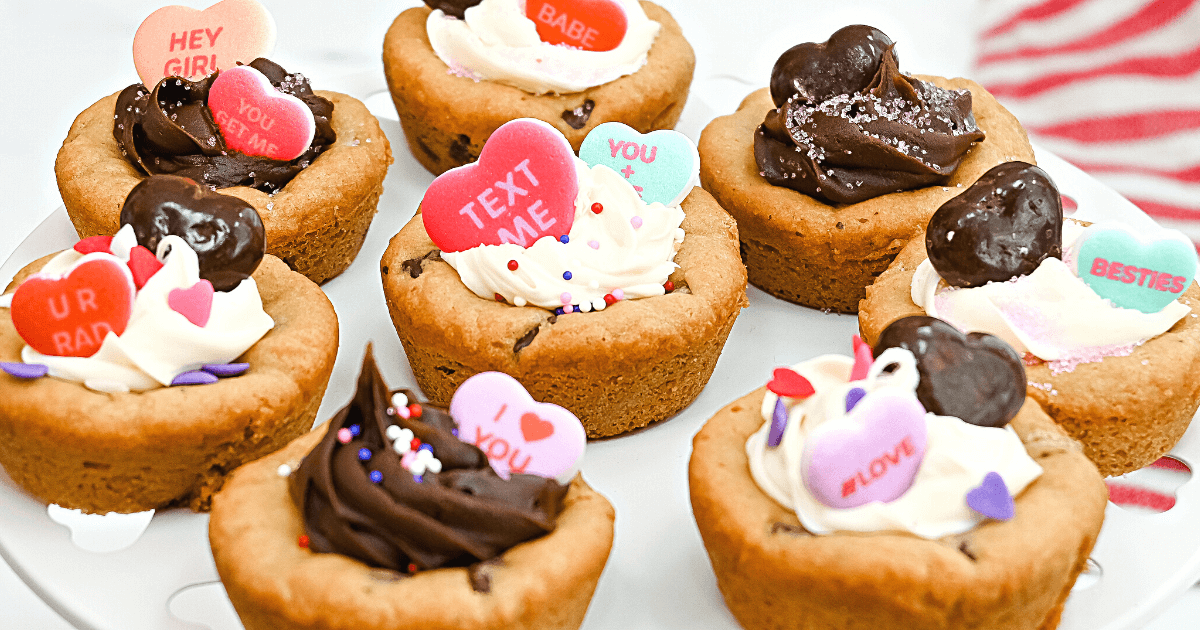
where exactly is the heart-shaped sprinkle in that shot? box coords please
[525,0,627,52]
[74,236,113,256]
[767,367,815,398]
[421,119,578,253]
[578,122,699,207]
[767,398,788,447]
[132,0,277,87]
[10,256,136,358]
[802,389,928,509]
[769,25,894,107]
[171,370,220,386]
[966,471,1015,521]
[202,362,249,377]
[1,362,48,379]
[845,387,866,412]
[875,316,1025,429]
[126,245,164,289]
[449,371,585,484]
[1075,223,1197,314]
[207,65,315,161]
[168,280,215,327]
[850,335,873,381]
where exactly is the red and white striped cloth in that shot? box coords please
[973,0,1200,244]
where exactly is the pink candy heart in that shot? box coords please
[207,65,315,161]
[449,372,586,484]
[133,0,277,87]
[168,280,215,328]
[802,389,927,509]
[421,119,578,253]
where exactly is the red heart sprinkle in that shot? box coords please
[10,257,135,357]
[767,367,815,399]
[520,412,556,442]
[850,335,873,381]
[127,246,164,289]
[168,280,215,328]
[74,236,114,255]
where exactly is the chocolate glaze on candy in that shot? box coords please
[423,0,483,19]
[926,161,1062,288]
[121,175,265,292]
[874,316,1025,429]
[769,25,894,108]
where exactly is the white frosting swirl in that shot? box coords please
[17,226,274,392]
[426,0,661,94]
[442,160,685,311]
[747,349,1043,539]
[912,221,1190,362]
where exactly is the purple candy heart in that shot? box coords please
[845,387,867,412]
[202,362,250,377]
[171,370,219,386]
[1,362,48,379]
[966,471,1015,521]
[767,398,788,447]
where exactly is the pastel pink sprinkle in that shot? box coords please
[612,288,625,300]
[397,406,412,419]
[588,240,600,249]
[564,304,574,313]
[337,428,353,444]
[560,292,572,305]
[630,216,643,229]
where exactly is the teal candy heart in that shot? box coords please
[1075,224,1198,314]
[578,122,698,206]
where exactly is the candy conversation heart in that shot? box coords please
[11,255,136,358]
[579,122,699,206]
[133,0,277,87]
[449,372,585,484]
[802,389,928,509]
[1075,223,1197,314]
[526,0,628,52]
[208,66,316,162]
[422,119,578,253]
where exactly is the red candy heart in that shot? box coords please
[11,256,136,358]
[74,236,113,255]
[132,0,277,86]
[520,412,555,442]
[168,280,215,327]
[207,65,315,161]
[421,119,578,253]
[526,0,628,52]
[767,367,815,399]
[127,246,164,289]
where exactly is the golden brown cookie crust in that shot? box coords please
[209,423,615,630]
[55,90,393,285]
[859,235,1200,477]
[698,81,1034,313]
[382,1,694,176]
[689,393,1106,630]
[0,254,338,513]
[380,187,747,438]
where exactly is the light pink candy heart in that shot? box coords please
[168,280,215,328]
[133,0,277,87]
[207,65,316,161]
[449,372,585,484]
[802,389,927,509]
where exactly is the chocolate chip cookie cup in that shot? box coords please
[0,253,337,513]
[380,187,746,438]
[55,60,392,285]
[382,1,694,176]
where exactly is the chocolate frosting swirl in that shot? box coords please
[113,58,335,194]
[754,25,985,205]
[289,348,568,574]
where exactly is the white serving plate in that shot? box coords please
[2,66,1199,630]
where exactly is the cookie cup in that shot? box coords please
[859,236,1200,476]
[0,254,338,513]
[382,1,694,176]
[380,187,746,438]
[209,424,615,630]
[55,91,392,285]
[689,394,1106,630]
[698,82,1033,313]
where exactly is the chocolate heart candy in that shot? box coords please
[874,316,1025,429]
[926,161,1062,288]
[769,24,894,108]
[423,0,482,19]
[120,175,265,291]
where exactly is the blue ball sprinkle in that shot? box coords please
[349,424,362,437]
[451,428,459,437]
[555,307,565,315]
[357,447,372,461]
[414,475,424,483]
[419,443,433,453]
[369,470,383,483]
[559,235,570,244]
[562,270,573,280]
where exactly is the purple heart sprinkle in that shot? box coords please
[171,370,219,386]
[966,471,1015,521]
[1,362,48,379]
[767,398,788,447]
[845,387,867,412]
[202,362,250,377]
